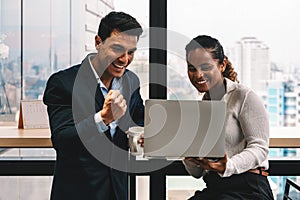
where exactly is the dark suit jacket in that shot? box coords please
[43,54,144,200]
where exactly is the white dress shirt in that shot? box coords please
[88,54,121,137]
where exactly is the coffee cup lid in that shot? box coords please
[128,126,144,136]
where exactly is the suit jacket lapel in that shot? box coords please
[95,85,104,112]
[79,54,105,111]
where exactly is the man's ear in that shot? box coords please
[95,35,102,49]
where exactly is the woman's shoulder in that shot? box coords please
[235,83,252,94]
[235,84,264,107]
[226,79,261,103]
[226,78,251,96]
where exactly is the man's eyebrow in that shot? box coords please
[111,44,137,52]
[111,44,125,50]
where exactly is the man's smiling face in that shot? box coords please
[96,30,138,79]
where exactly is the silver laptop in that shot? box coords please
[144,99,226,158]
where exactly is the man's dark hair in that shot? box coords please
[98,11,143,42]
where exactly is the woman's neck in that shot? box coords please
[203,79,226,100]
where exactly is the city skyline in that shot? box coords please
[166,0,300,68]
[116,0,300,70]
[2,0,300,70]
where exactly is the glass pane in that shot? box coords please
[0,148,55,160]
[136,176,149,200]
[0,1,149,199]
[167,0,300,128]
[167,176,206,199]
[23,0,51,100]
[0,0,21,125]
[114,0,149,100]
[51,0,72,71]
[0,176,52,200]
[167,1,300,200]
[23,0,72,100]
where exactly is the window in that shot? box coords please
[0,0,149,125]
[167,0,300,198]
[0,1,149,199]
[0,0,21,124]
[269,98,277,105]
[114,0,149,101]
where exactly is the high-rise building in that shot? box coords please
[267,78,300,127]
[228,37,270,95]
[284,83,298,127]
[296,82,300,126]
[267,80,285,127]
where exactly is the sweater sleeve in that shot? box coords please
[222,90,270,177]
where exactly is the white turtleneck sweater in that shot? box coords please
[183,78,270,178]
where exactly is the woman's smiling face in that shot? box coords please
[187,48,225,93]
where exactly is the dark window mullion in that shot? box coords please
[149,2,167,200]
[149,0,167,100]
[21,0,24,100]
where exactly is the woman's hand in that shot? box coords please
[185,155,227,174]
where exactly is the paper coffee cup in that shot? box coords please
[128,126,144,156]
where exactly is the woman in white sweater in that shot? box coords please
[184,35,274,200]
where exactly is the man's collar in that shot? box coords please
[88,53,101,84]
[87,53,121,90]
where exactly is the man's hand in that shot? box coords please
[185,155,227,174]
[137,133,144,147]
[100,90,127,125]
[125,129,144,148]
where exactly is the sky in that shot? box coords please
[115,0,300,69]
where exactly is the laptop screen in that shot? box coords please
[144,99,226,158]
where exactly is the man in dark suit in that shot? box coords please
[43,11,144,200]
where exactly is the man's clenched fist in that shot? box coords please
[100,90,127,125]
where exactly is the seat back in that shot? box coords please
[283,179,300,200]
